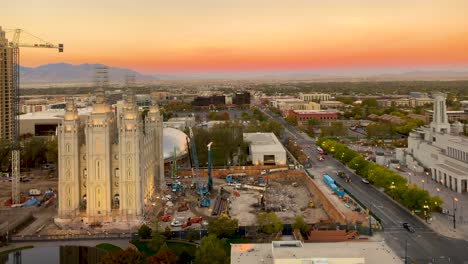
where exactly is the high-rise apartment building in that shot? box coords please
[0,27,13,140]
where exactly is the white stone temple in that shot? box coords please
[55,89,164,225]
[397,93,468,193]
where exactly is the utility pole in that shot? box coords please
[451,198,459,229]
[405,239,408,264]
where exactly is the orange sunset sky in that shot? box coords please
[3,0,468,74]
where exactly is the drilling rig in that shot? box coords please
[5,28,63,204]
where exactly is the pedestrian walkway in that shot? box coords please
[392,166,468,240]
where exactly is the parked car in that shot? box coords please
[159,215,172,222]
[403,222,415,233]
[170,220,182,227]
[182,221,192,229]
[361,178,370,184]
[188,216,203,223]
[20,176,30,182]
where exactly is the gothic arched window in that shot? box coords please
[96,160,101,180]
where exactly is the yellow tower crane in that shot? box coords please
[5,28,63,204]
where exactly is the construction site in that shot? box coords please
[0,116,375,241]
[0,27,374,242]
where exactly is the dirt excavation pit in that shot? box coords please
[229,179,329,226]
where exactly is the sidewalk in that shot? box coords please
[392,166,468,240]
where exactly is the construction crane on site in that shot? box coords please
[6,28,63,204]
[188,127,210,207]
[207,142,213,192]
[171,145,178,179]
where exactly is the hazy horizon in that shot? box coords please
[4,0,468,76]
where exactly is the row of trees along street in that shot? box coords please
[316,138,443,216]
[285,139,308,164]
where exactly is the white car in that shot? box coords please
[170,220,182,227]
[361,178,370,184]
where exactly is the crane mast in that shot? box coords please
[6,28,63,204]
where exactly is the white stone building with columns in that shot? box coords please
[55,89,164,225]
[397,94,468,194]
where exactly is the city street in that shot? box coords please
[260,106,468,263]
[393,166,468,240]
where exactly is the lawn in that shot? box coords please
[166,240,196,257]
[95,243,122,253]
[131,240,196,258]
[131,240,153,256]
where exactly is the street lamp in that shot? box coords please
[390,182,396,200]
[421,179,425,190]
[423,201,429,223]
[452,198,459,229]
[408,172,412,184]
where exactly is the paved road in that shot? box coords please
[261,106,468,263]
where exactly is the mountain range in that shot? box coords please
[19,63,157,84]
[19,63,468,84]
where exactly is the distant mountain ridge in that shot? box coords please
[19,63,468,83]
[20,63,156,84]
[374,70,468,80]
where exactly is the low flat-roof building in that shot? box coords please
[288,110,338,125]
[243,132,286,166]
[277,101,320,116]
[299,93,331,102]
[425,109,468,123]
[231,240,400,264]
[165,116,195,130]
[320,100,345,109]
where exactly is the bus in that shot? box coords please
[316,147,325,155]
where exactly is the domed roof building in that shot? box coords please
[163,127,189,162]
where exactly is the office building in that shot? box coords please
[0,27,13,140]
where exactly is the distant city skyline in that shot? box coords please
[3,0,468,76]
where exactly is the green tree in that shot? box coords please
[208,217,239,238]
[291,215,309,235]
[186,230,198,242]
[320,122,347,137]
[162,226,172,240]
[307,118,320,127]
[21,137,47,168]
[336,96,354,105]
[148,232,167,252]
[362,98,378,108]
[44,138,58,164]
[138,224,152,239]
[101,248,145,264]
[285,115,298,126]
[194,234,229,264]
[240,111,251,120]
[178,251,193,264]
[146,250,177,264]
[256,212,283,234]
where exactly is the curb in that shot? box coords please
[336,158,468,240]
